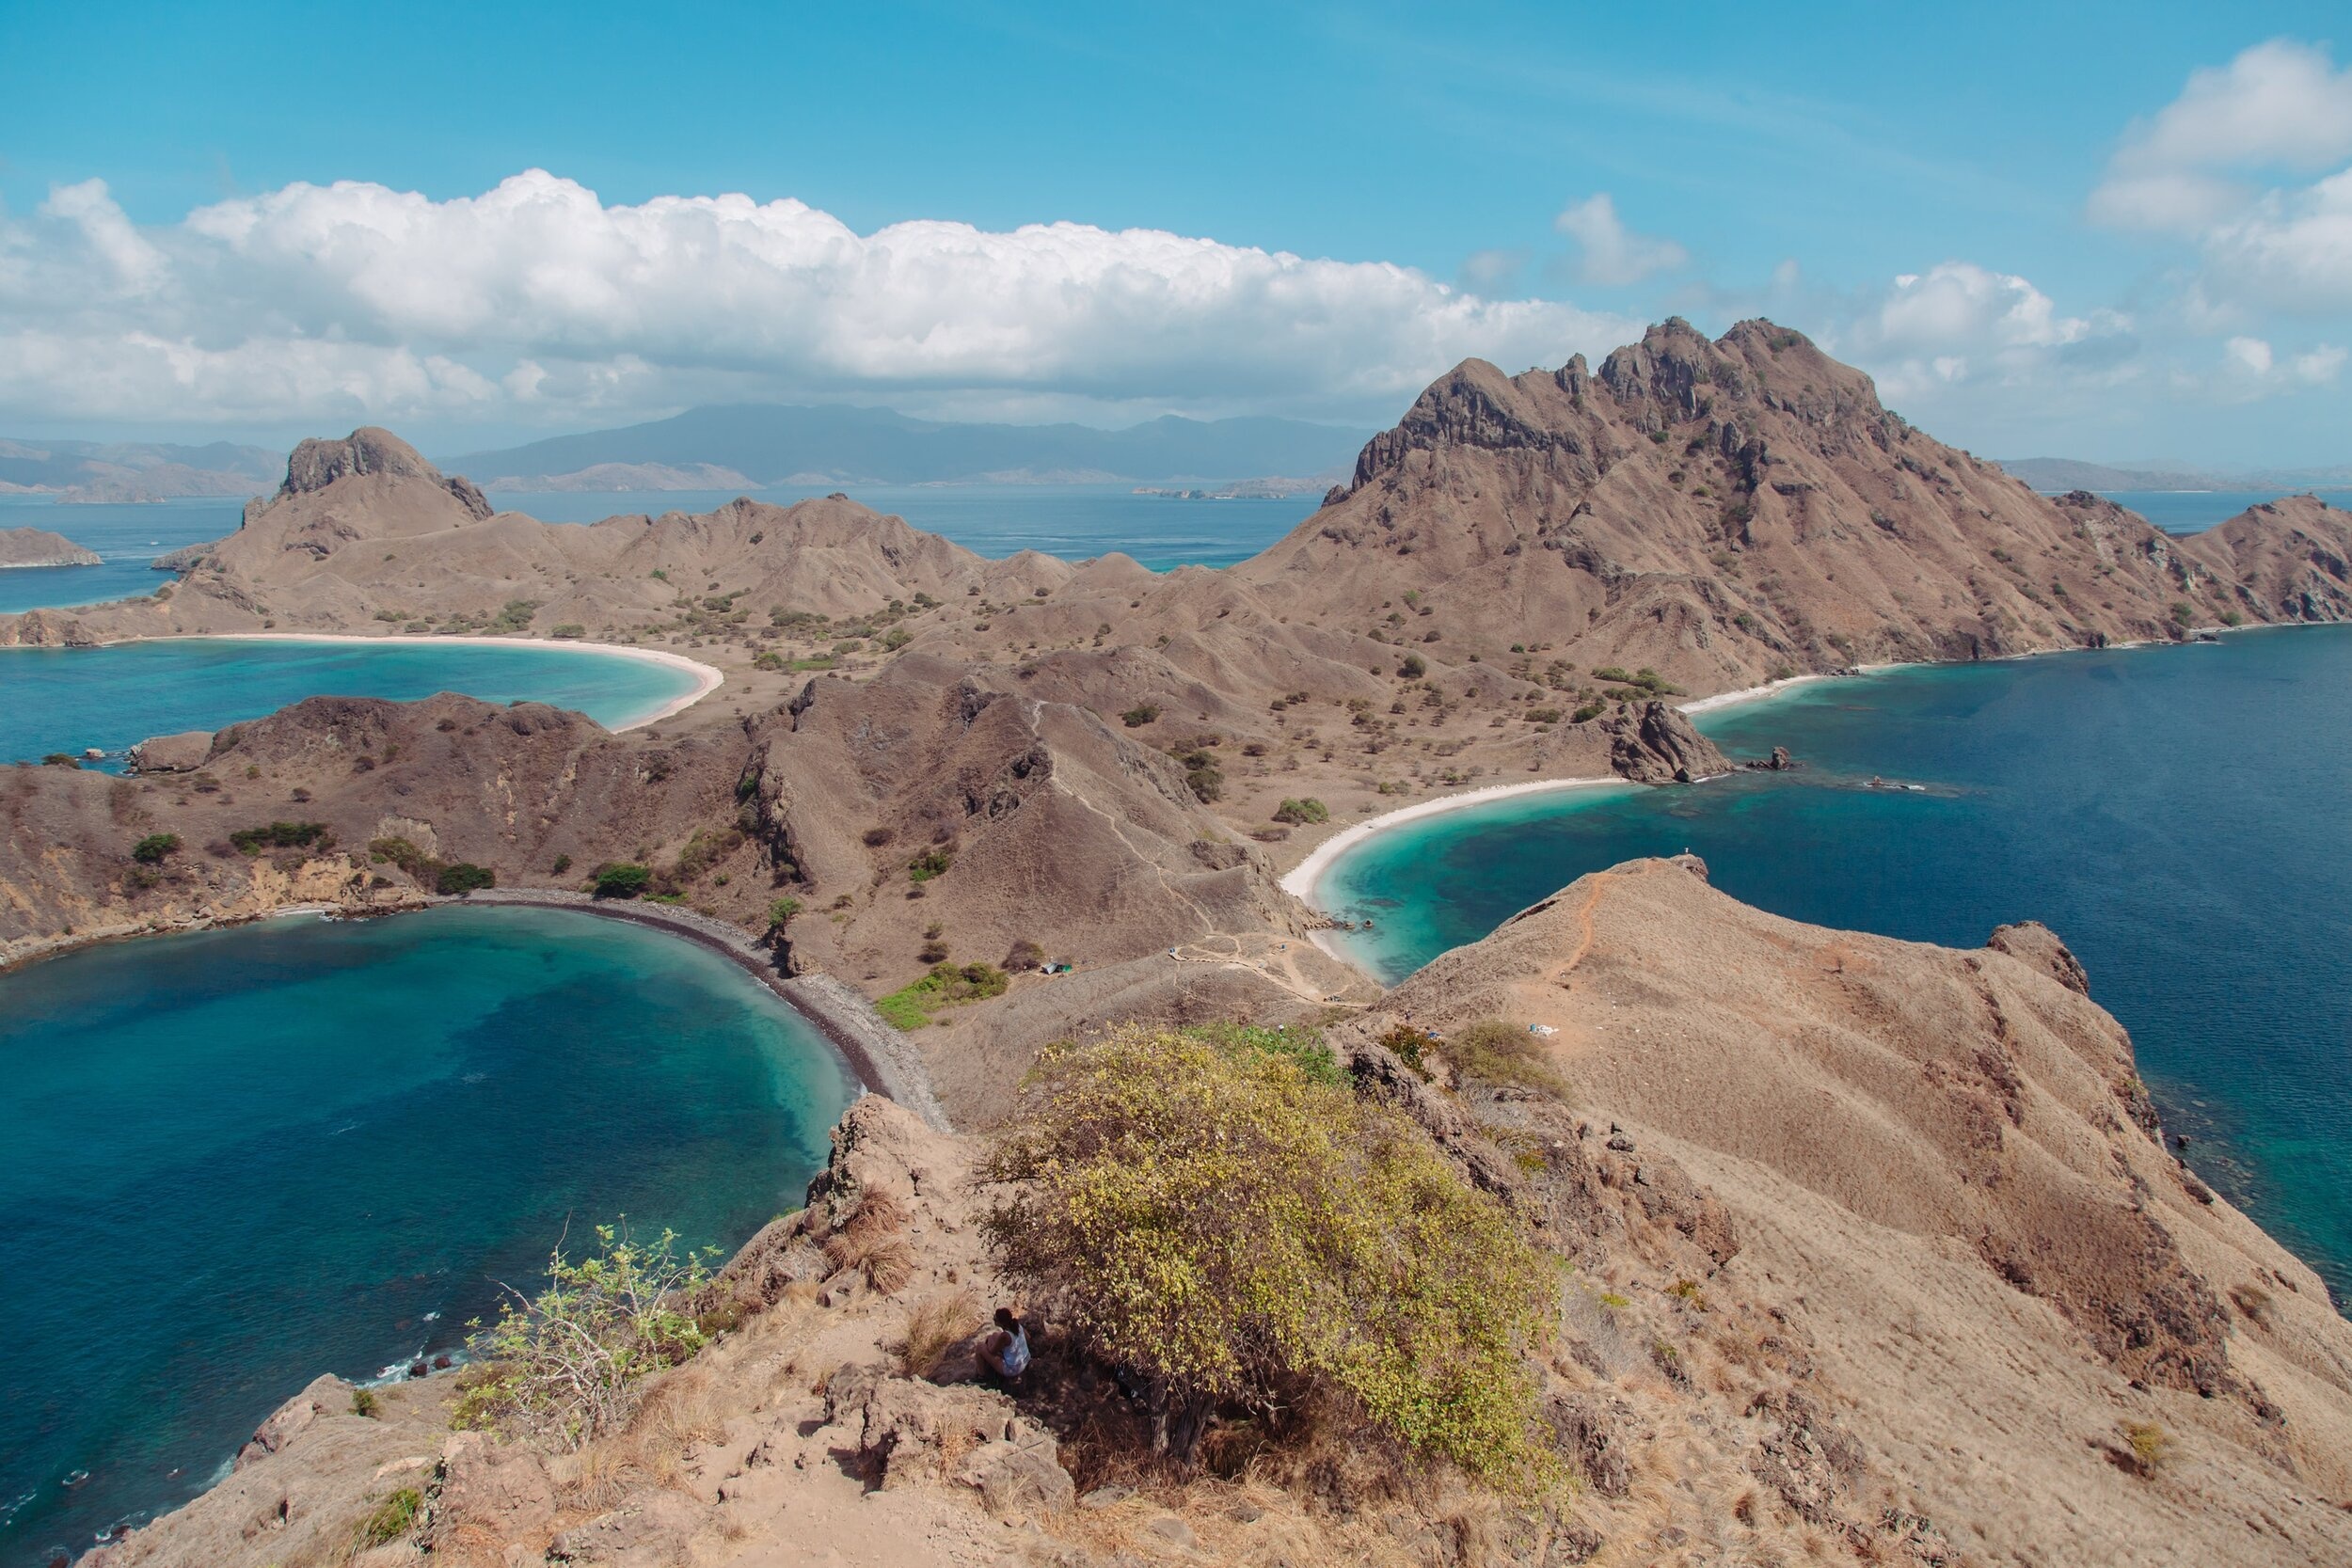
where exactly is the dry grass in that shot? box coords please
[895,1287,985,1378]
[824,1228,918,1294]
[2122,1420,2172,1476]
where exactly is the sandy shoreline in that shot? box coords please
[110,631,725,731]
[1281,668,1853,924]
[1279,775,1627,911]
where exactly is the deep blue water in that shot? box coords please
[0,498,236,615]
[0,905,853,1567]
[0,639,702,768]
[487,482,1316,570]
[1322,626,2352,1308]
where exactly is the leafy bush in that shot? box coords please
[452,1222,713,1447]
[882,626,914,650]
[1272,798,1329,825]
[875,961,1009,1029]
[906,847,955,882]
[985,1024,1554,1478]
[1526,706,1563,724]
[1185,765,1225,802]
[767,896,802,930]
[1439,1024,1571,1100]
[230,820,331,855]
[435,862,497,895]
[591,862,653,898]
[354,1487,422,1548]
[131,832,181,864]
[1571,702,1605,723]
[350,1386,379,1418]
[1398,654,1426,678]
[1121,704,1161,728]
[549,624,586,640]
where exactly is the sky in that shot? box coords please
[2,0,2348,466]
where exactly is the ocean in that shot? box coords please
[1318,626,2352,1311]
[0,498,238,616]
[484,482,1319,570]
[0,905,853,1568]
[0,639,704,768]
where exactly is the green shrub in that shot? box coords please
[1185,765,1224,802]
[351,1386,379,1418]
[552,853,572,875]
[906,847,954,882]
[590,862,653,898]
[1272,798,1328,825]
[1526,706,1563,724]
[549,624,586,640]
[875,961,1010,1028]
[882,626,914,650]
[131,832,181,864]
[1441,1019,1568,1097]
[985,1024,1555,1479]
[1121,703,1161,728]
[1398,654,1426,678]
[230,821,330,855]
[436,862,496,895]
[452,1222,713,1447]
[767,896,802,930]
[1571,702,1605,723]
[354,1487,421,1548]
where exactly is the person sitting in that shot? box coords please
[979,1306,1031,1383]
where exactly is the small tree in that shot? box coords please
[131,832,182,864]
[985,1025,1555,1479]
[767,895,803,931]
[1272,798,1328,825]
[436,862,497,895]
[591,862,653,898]
[1121,703,1161,728]
[453,1222,714,1448]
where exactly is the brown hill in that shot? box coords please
[0,525,102,567]
[1359,855,2352,1565]
[1230,319,2352,691]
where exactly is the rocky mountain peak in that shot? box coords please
[281,427,492,519]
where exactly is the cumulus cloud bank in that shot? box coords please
[2090,40,2352,317]
[0,170,1642,428]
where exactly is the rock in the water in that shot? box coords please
[127,730,216,773]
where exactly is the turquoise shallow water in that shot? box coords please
[0,905,853,1567]
[0,639,703,768]
[1322,626,2352,1309]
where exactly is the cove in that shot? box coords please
[0,638,708,768]
[0,905,854,1567]
[1317,626,2352,1310]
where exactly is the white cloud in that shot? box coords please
[0,170,1644,429]
[2217,334,2345,396]
[1553,194,1688,287]
[2088,40,2352,317]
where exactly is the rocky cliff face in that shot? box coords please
[1234,319,2334,692]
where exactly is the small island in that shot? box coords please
[0,525,103,568]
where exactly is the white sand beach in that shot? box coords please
[157,631,724,730]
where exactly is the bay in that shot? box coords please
[0,905,853,1568]
[1318,626,2352,1308]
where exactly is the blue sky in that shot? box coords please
[3,1,2348,465]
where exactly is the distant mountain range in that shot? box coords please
[1998,456,2352,493]
[446,404,1370,489]
[0,438,281,503]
